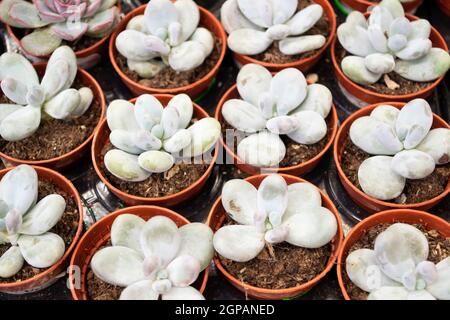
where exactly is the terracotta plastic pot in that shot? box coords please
[92,94,218,207]
[331,13,449,104]
[0,165,83,294]
[69,205,209,300]
[232,0,336,73]
[207,174,344,300]
[436,0,450,17]
[0,63,106,170]
[334,102,450,213]
[337,209,450,300]
[340,0,423,13]
[215,83,338,176]
[109,4,227,98]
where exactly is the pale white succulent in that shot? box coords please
[221,0,326,56]
[346,223,450,300]
[0,46,93,142]
[222,63,331,168]
[115,0,215,78]
[91,214,214,300]
[337,0,450,85]
[104,94,221,182]
[213,174,338,263]
[0,165,66,278]
[350,99,450,200]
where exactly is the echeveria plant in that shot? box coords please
[0,0,120,56]
[221,0,326,56]
[104,94,221,182]
[91,214,213,300]
[222,63,331,167]
[213,175,337,263]
[115,0,215,78]
[346,223,450,300]
[0,46,94,142]
[0,165,66,278]
[350,99,450,201]
[337,0,450,85]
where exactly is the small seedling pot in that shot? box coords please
[109,4,227,98]
[337,209,450,300]
[231,0,336,73]
[215,83,338,176]
[0,63,106,170]
[331,13,449,104]
[0,165,83,294]
[436,0,450,17]
[92,94,218,207]
[333,102,450,213]
[339,0,423,13]
[69,205,209,300]
[207,174,344,300]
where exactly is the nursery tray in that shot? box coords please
[0,0,448,301]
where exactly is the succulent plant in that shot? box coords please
[220,0,326,56]
[213,174,337,263]
[104,94,221,182]
[222,63,331,168]
[337,0,450,85]
[115,0,214,78]
[0,0,120,56]
[91,214,213,300]
[346,223,450,300]
[0,165,66,278]
[0,46,94,142]
[349,99,450,201]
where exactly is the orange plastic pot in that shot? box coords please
[340,0,423,13]
[337,209,450,300]
[207,174,344,300]
[92,94,218,207]
[331,13,449,104]
[0,63,106,170]
[215,83,338,176]
[334,102,450,213]
[436,0,450,17]
[0,165,83,294]
[69,205,209,300]
[232,0,336,73]
[109,4,227,98]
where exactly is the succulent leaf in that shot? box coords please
[416,128,450,165]
[166,255,200,287]
[18,232,64,268]
[270,68,307,115]
[126,15,149,34]
[0,105,41,141]
[9,0,49,28]
[236,0,272,28]
[220,0,263,34]
[395,39,432,61]
[110,130,145,155]
[257,174,288,228]
[409,19,431,40]
[174,0,200,43]
[86,6,117,37]
[227,29,272,55]
[341,56,382,85]
[345,11,367,28]
[292,84,332,118]
[20,29,62,57]
[266,115,300,135]
[367,24,388,53]
[364,53,395,74]
[43,88,81,119]
[70,87,93,118]
[395,99,432,149]
[287,3,323,35]
[0,246,24,278]
[107,100,140,132]
[0,104,22,123]
[161,286,205,300]
[127,59,166,79]
[138,150,174,173]
[337,24,375,57]
[221,179,258,226]
[184,118,221,158]
[271,0,297,25]
[116,30,169,61]
[190,27,214,57]
[387,34,407,52]
[370,105,400,128]
[0,52,39,88]
[0,78,28,105]
[51,21,88,41]
[119,279,159,300]
[236,64,272,107]
[379,0,404,19]
[287,110,327,145]
[163,129,191,154]
[111,214,145,254]
[237,131,286,167]
[167,94,193,130]
[160,106,180,139]
[143,0,178,38]
[177,223,214,271]
[426,257,450,300]
[104,149,151,182]
[368,6,393,33]
[391,150,435,179]
[283,183,322,221]
[279,34,325,56]
[168,40,207,72]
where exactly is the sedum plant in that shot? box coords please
[104,94,221,182]
[222,63,332,168]
[213,174,337,263]
[0,46,94,142]
[0,0,120,56]
[0,165,66,278]
[221,0,326,57]
[115,0,215,78]
[337,0,450,86]
[91,214,214,300]
[346,223,450,300]
[350,99,450,201]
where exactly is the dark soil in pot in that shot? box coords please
[341,139,450,204]
[251,0,330,64]
[0,180,80,283]
[342,223,450,300]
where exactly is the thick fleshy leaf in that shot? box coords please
[279,35,326,56]
[345,11,368,28]
[287,4,323,35]
[270,68,307,115]
[0,106,41,141]
[364,53,395,74]
[184,118,221,157]
[292,84,332,118]
[110,130,143,154]
[409,19,431,40]
[213,225,265,262]
[168,41,207,72]
[236,63,272,107]
[144,0,178,37]
[160,107,180,139]
[0,0,33,27]
[367,287,407,300]
[104,149,151,182]
[98,0,117,11]
[227,29,272,55]
[257,174,288,227]
[379,0,404,19]
[126,15,149,33]
[18,232,64,268]
[237,131,286,167]
[19,194,65,235]
[50,22,88,41]
[0,104,22,123]
[44,89,81,120]
[266,115,300,135]
[0,246,24,278]
[266,24,289,41]
[287,110,327,145]
[283,183,322,221]
[127,59,165,79]
[119,280,159,300]
[427,257,450,300]
[416,128,450,165]
[389,17,411,37]
[0,53,39,87]
[131,130,164,152]
[236,0,272,28]
[395,39,431,61]
[337,24,375,57]
[368,6,393,33]
[107,100,140,131]
[91,246,145,287]
[387,34,407,52]
[0,78,28,105]
[167,94,193,130]
[133,94,163,131]
[177,223,214,271]
[86,7,117,36]
[21,29,62,57]
[8,0,49,28]
[367,24,388,53]
[167,255,200,287]
[138,150,174,173]
[221,179,257,226]
[163,129,191,154]
[391,150,435,180]
[341,56,382,85]
[370,104,400,128]
[162,286,205,300]
[271,0,296,25]
[111,214,146,253]
[220,0,263,34]
[174,0,200,42]
[115,30,169,61]
[190,28,214,57]
[70,87,93,117]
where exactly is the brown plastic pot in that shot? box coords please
[331,13,449,104]
[0,63,106,170]
[334,102,450,213]
[436,0,450,17]
[215,82,338,176]
[337,209,450,300]
[207,174,344,300]
[109,4,227,98]
[69,205,209,300]
[340,0,423,13]
[92,94,218,207]
[0,165,83,294]
[231,0,336,73]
